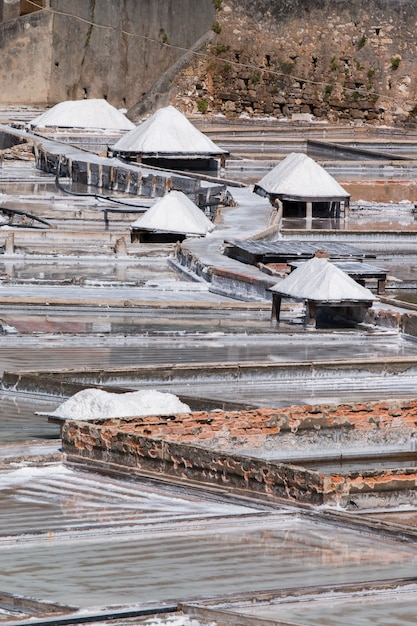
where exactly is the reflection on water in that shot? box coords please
[0,517,416,607]
[282,217,417,231]
[0,259,179,284]
[281,197,417,231]
[0,392,60,442]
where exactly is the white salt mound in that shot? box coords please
[29,99,135,131]
[51,388,191,420]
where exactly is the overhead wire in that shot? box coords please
[54,172,150,209]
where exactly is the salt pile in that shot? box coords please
[50,388,191,420]
[29,99,135,131]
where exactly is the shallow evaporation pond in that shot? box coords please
[0,258,179,283]
[0,464,260,537]
[0,516,416,608]
[0,332,416,374]
[0,392,60,442]
[243,589,417,625]
[141,377,417,409]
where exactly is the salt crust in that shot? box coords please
[51,388,191,420]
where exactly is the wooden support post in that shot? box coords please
[305,301,317,328]
[125,169,131,194]
[377,278,386,295]
[5,233,14,255]
[344,198,350,219]
[271,294,282,322]
[306,202,313,229]
[164,177,172,194]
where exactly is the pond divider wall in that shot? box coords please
[61,398,417,509]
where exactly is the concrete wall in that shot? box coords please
[0,0,215,106]
[0,10,53,103]
[1,0,20,22]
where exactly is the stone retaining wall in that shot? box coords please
[173,0,417,127]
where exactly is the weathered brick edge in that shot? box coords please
[62,399,417,506]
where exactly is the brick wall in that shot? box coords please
[62,398,417,508]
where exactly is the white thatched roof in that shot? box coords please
[112,105,227,156]
[254,152,350,201]
[270,257,375,302]
[131,191,215,236]
[29,99,135,131]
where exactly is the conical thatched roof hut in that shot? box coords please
[270,257,375,327]
[254,152,350,220]
[110,106,227,172]
[131,190,215,242]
